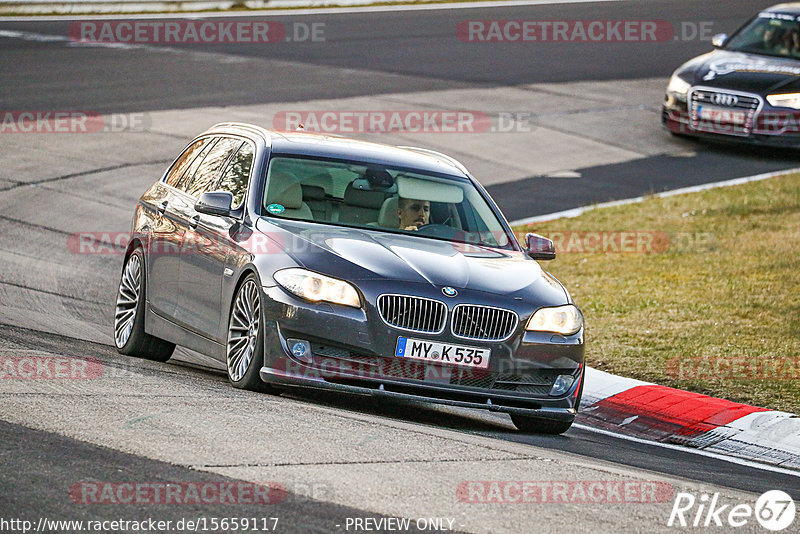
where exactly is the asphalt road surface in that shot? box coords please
[1,1,799,532]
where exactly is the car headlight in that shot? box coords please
[767,93,800,110]
[274,268,361,308]
[526,304,583,336]
[666,74,691,99]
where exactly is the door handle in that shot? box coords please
[189,214,200,229]
[157,201,168,215]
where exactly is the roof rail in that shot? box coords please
[208,122,272,141]
[397,146,469,175]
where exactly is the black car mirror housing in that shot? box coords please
[196,191,234,217]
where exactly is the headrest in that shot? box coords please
[301,184,326,200]
[267,171,303,209]
[305,172,333,194]
[378,196,400,227]
[343,183,386,209]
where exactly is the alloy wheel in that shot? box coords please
[114,253,141,348]
[227,279,261,381]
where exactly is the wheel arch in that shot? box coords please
[226,265,264,324]
[122,237,146,297]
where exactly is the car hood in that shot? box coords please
[256,218,568,301]
[684,50,800,94]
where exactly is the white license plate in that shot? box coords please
[395,336,490,369]
[697,105,746,125]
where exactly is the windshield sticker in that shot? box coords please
[267,204,285,214]
[703,59,800,80]
[759,12,800,22]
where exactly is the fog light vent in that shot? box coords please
[549,374,575,396]
[288,339,312,363]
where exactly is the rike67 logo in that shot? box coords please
[668,490,795,531]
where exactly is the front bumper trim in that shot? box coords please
[260,366,577,421]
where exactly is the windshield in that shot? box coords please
[726,14,800,59]
[261,155,513,249]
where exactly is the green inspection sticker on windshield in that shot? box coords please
[267,204,285,214]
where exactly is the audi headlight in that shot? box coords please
[767,93,800,110]
[274,268,361,308]
[526,305,583,336]
[666,74,691,99]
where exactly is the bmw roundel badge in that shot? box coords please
[442,286,457,297]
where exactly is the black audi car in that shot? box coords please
[663,3,800,145]
[114,123,585,434]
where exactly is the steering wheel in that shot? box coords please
[414,223,457,238]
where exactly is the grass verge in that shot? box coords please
[514,172,800,414]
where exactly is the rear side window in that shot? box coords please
[163,138,210,188]
[218,142,255,209]
[176,138,219,191]
[183,137,241,198]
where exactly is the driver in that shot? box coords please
[397,197,430,231]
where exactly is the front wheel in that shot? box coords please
[226,275,277,393]
[114,248,175,362]
[510,414,574,435]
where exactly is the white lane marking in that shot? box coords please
[510,167,800,226]
[0,29,247,62]
[0,28,139,48]
[573,423,800,478]
[0,29,65,41]
[0,0,633,21]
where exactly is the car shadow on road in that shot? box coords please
[277,386,514,433]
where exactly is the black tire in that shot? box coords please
[226,275,277,393]
[510,414,574,435]
[114,248,175,362]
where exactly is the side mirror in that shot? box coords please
[711,33,727,48]
[195,191,234,217]
[524,233,556,261]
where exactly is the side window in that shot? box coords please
[183,137,241,198]
[175,137,218,191]
[163,139,209,188]
[217,142,254,209]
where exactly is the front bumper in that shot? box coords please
[662,91,800,147]
[259,285,584,421]
[260,365,578,421]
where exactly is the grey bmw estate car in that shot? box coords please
[114,123,585,434]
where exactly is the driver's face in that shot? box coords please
[397,199,430,230]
